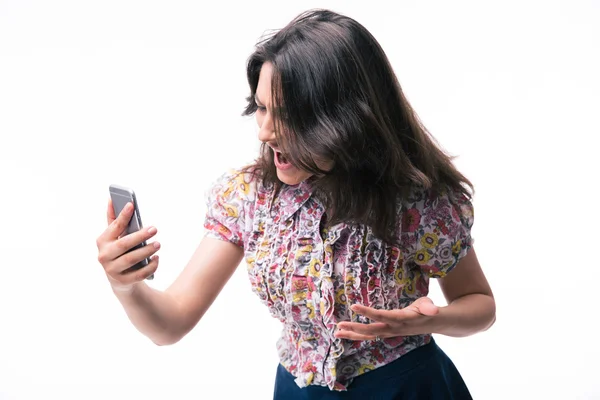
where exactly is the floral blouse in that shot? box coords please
[203,168,474,391]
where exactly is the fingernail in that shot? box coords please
[147,226,157,234]
[125,202,132,211]
[153,242,161,249]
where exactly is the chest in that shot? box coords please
[242,194,427,323]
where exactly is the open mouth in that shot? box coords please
[274,150,293,170]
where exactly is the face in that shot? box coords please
[255,62,314,186]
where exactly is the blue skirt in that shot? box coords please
[273,339,472,400]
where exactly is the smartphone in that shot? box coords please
[108,184,154,280]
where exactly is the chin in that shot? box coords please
[276,169,312,186]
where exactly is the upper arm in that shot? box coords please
[163,169,251,337]
[437,247,493,304]
[165,237,244,336]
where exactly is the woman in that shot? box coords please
[96,9,495,399]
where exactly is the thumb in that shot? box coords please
[413,297,439,316]
[106,198,117,225]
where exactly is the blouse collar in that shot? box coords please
[276,178,316,221]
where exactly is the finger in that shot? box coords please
[101,226,158,262]
[106,198,116,225]
[334,330,377,341]
[106,241,161,275]
[350,304,402,324]
[117,255,159,285]
[335,321,389,336]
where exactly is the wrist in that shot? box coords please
[429,305,456,335]
[428,294,496,337]
[111,281,142,295]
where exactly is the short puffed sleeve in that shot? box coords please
[403,187,474,278]
[203,169,255,248]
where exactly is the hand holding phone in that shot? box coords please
[96,185,160,291]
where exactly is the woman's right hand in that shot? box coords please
[96,200,161,292]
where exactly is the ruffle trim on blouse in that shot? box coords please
[287,196,346,390]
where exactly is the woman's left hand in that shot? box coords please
[335,297,440,341]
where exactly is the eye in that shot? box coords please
[256,105,267,113]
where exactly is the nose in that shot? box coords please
[257,112,276,144]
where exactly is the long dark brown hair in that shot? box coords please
[242,9,473,243]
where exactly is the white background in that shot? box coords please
[1,0,599,399]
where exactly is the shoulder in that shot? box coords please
[399,184,474,246]
[207,165,263,204]
[401,185,473,226]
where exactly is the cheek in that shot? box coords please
[255,112,263,127]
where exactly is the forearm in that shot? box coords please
[112,282,185,346]
[432,293,496,337]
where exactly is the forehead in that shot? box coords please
[255,62,274,103]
